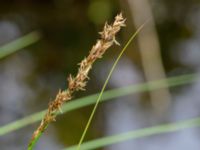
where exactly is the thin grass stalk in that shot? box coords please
[76,20,148,150]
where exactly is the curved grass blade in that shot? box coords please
[65,117,200,150]
[76,21,149,150]
[0,73,198,136]
[0,31,41,59]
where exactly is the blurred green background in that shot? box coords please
[1,0,200,150]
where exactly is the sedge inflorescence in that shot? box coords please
[29,13,125,146]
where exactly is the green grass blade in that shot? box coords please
[65,117,200,150]
[0,31,41,59]
[0,110,46,136]
[76,21,148,150]
[0,73,198,136]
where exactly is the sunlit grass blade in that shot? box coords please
[0,73,198,136]
[76,20,150,150]
[0,31,41,59]
[65,117,200,150]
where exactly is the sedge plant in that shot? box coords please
[0,11,199,150]
[28,13,126,150]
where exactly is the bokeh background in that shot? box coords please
[1,0,200,149]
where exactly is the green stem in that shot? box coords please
[76,21,148,150]
[28,125,48,150]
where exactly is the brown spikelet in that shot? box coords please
[29,13,125,147]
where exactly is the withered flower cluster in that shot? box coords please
[29,13,125,145]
